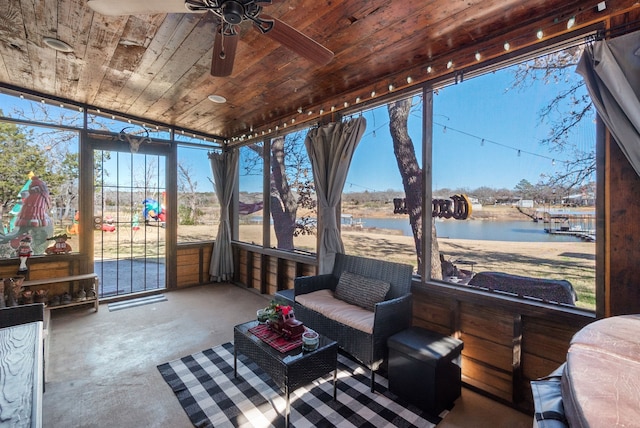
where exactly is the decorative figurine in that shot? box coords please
[17,235,33,272]
[45,233,72,255]
[265,302,305,340]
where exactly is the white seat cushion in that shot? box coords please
[296,289,375,334]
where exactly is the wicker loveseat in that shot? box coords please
[293,253,413,392]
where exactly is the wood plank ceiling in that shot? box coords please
[0,0,638,145]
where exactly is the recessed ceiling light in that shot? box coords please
[43,37,74,53]
[208,94,227,103]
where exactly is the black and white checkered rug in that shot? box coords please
[157,342,444,428]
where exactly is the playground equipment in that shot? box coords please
[143,192,166,226]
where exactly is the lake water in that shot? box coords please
[357,217,584,243]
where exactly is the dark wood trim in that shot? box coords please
[166,140,178,290]
[79,130,94,272]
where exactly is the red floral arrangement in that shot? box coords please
[264,300,304,340]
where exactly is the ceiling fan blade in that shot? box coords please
[259,15,334,66]
[211,29,239,77]
[87,0,203,16]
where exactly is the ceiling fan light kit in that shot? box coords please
[88,0,334,77]
[185,0,334,76]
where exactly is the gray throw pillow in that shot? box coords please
[335,271,391,311]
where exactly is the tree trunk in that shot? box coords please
[270,137,297,250]
[388,98,441,277]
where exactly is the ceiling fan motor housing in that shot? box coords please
[222,1,244,24]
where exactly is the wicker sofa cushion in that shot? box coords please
[334,271,391,311]
[295,289,375,333]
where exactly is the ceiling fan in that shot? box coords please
[87,0,334,77]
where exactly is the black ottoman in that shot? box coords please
[387,327,464,415]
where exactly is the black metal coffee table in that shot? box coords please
[234,320,338,427]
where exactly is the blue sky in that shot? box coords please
[345,63,595,193]
[2,56,594,195]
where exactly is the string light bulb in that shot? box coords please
[446,60,453,69]
[503,41,511,51]
[567,16,576,29]
[536,29,544,39]
[475,52,481,61]
[426,66,433,73]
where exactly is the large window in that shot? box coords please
[237,132,317,253]
[177,145,219,242]
[268,131,316,253]
[238,143,264,246]
[431,45,596,310]
[0,96,80,259]
[343,97,423,273]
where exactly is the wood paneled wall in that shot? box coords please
[176,243,213,288]
[603,135,640,316]
[233,244,316,293]
[0,255,88,296]
[411,284,593,412]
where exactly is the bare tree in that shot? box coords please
[388,97,441,278]
[178,163,200,225]
[244,132,315,250]
[509,46,595,191]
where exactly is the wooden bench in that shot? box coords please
[24,273,100,312]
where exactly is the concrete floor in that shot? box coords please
[43,284,533,427]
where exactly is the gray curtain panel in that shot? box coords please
[305,117,366,274]
[209,149,239,282]
[576,30,640,177]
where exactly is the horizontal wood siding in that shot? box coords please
[251,253,262,291]
[279,259,297,291]
[0,255,87,296]
[300,263,317,277]
[176,244,213,288]
[266,255,278,295]
[237,248,250,286]
[412,284,593,412]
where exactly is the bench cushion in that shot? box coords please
[335,271,390,311]
[295,289,375,333]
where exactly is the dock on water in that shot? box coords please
[540,210,596,241]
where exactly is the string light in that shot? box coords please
[236,6,588,143]
[435,122,567,164]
